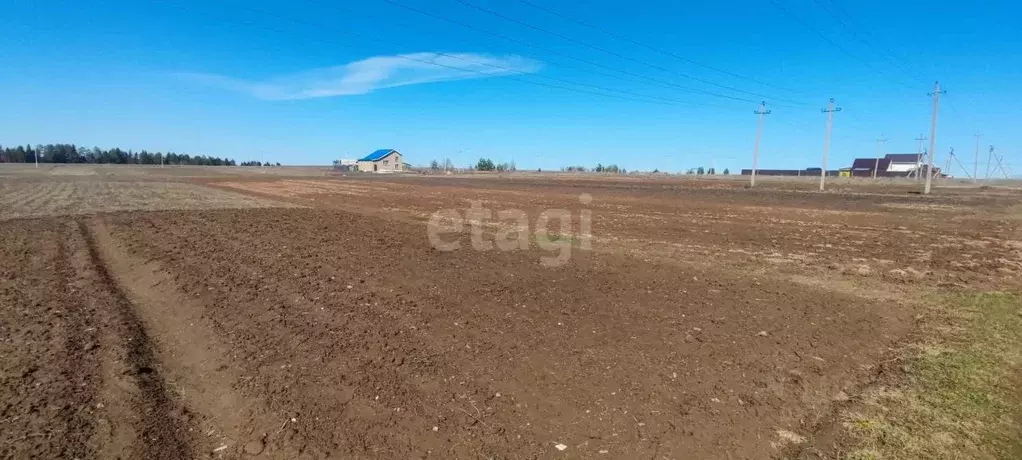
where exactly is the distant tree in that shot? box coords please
[707,167,716,175]
[476,158,495,171]
[723,168,730,175]
[0,143,236,166]
[430,159,441,170]
[697,167,705,175]
[595,163,604,173]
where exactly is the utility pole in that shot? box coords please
[873,134,888,179]
[751,101,771,188]
[947,147,974,179]
[973,133,983,183]
[991,145,1009,179]
[820,98,841,191]
[913,134,927,180]
[944,147,954,179]
[924,81,946,195]
[985,145,994,179]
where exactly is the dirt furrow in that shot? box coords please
[75,220,195,459]
[85,218,282,458]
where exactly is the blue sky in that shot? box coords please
[1,0,1019,174]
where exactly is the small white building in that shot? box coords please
[884,153,923,173]
[334,159,357,172]
[356,149,404,173]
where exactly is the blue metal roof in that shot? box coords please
[358,149,397,162]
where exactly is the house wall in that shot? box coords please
[357,152,403,173]
[740,169,840,176]
[380,152,402,171]
[887,163,920,172]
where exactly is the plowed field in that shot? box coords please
[2,170,1020,459]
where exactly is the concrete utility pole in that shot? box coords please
[985,144,994,180]
[914,134,927,180]
[873,134,888,179]
[924,81,946,195]
[991,145,1009,179]
[947,147,974,179]
[820,98,841,191]
[751,101,771,188]
[944,147,954,179]
[973,133,983,183]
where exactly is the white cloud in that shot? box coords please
[180,52,542,100]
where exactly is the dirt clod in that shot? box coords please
[244,439,265,455]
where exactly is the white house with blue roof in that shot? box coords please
[357,149,404,173]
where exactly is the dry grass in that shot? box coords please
[840,292,1022,459]
[0,181,294,220]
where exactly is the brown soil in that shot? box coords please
[0,180,292,221]
[2,170,1019,459]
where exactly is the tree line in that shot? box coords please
[474,158,516,172]
[562,164,732,175]
[563,163,627,173]
[685,167,729,175]
[0,143,240,166]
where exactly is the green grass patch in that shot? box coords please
[841,292,1022,459]
[534,232,573,244]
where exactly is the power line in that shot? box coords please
[767,0,915,90]
[181,1,719,109]
[453,0,808,105]
[379,0,782,106]
[815,0,926,85]
[304,1,737,110]
[510,0,802,95]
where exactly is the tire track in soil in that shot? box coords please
[75,220,195,459]
[85,217,282,459]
